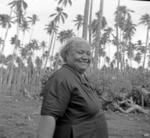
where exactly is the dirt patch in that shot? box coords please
[106,111,150,138]
[0,93,149,138]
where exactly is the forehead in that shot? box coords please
[71,41,91,51]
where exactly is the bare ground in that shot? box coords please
[0,93,150,138]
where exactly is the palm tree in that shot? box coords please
[35,56,43,72]
[8,0,28,20]
[0,14,14,54]
[50,7,68,24]
[105,56,110,66]
[134,52,142,65]
[53,53,62,70]
[42,51,49,66]
[114,5,134,70]
[20,46,29,60]
[0,38,4,50]
[44,21,58,68]
[8,0,28,91]
[10,35,21,50]
[20,39,39,63]
[40,41,47,53]
[91,16,107,36]
[45,21,58,35]
[123,18,136,42]
[57,29,75,43]
[0,54,6,86]
[93,0,104,69]
[27,39,39,59]
[82,0,90,40]
[55,0,72,7]
[126,42,135,67]
[20,19,30,46]
[73,14,84,36]
[43,7,68,68]
[89,0,93,44]
[115,0,120,70]
[8,35,21,92]
[28,39,39,50]
[123,17,136,68]
[135,40,145,67]
[114,51,122,68]
[8,0,28,52]
[139,13,150,68]
[115,6,134,31]
[91,14,107,66]
[103,27,113,42]
[0,14,12,28]
[94,27,112,67]
[27,14,39,42]
[39,41,47,65]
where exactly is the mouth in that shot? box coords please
[79,61,90,65]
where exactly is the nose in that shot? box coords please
[81,53,91,62]
[82,53,89,59]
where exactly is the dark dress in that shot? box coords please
[41,64,108,138]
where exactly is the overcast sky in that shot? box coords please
[1,0,150,55]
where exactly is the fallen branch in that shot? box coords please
[141,88,150,95]
[113,98,150,114]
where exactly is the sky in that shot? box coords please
[0,0,150,56]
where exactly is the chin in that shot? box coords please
[75,64,90,73]
[78,67,88,73]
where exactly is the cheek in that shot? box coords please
[73,55,81,61]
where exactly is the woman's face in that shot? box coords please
[66,42,91,74]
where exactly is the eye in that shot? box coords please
[77,50,84,54]
[76,50,91,56]
[87,51,91,56]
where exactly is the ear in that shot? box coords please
[65,53,69,63]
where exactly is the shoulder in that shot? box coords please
[51,65,77,82]
[41,65,79,96]
[46,65,77,89]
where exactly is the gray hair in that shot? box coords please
[60,37,90,62]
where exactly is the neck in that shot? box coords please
[65,63,85,75]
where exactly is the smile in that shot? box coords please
[80,62,89,65]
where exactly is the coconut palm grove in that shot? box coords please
[0,0,150,137]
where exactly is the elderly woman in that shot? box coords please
[37,37,108,138]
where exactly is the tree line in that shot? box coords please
[0,0,150,108]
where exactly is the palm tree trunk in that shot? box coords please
[1,25,9,53]
[89,0,93,44]
[82,0,90,40]
[143,27,149,68]
[51,33,57,57]
[22,32,25,47]
[50,34,57,67]
[93,0,104,69]
[1,8,13,55]
[29,25,34,42]
[116,0,120,70]
[44,32,55,68]
[128,40,133,68]
[0,68,3,89]
[8,23,20,93]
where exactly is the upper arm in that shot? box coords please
[37,115,56,138]
[41,74,71,118]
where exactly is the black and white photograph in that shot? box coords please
[0,0,150,137]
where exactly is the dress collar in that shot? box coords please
[62,64,89,86]
[63,64,82,76]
